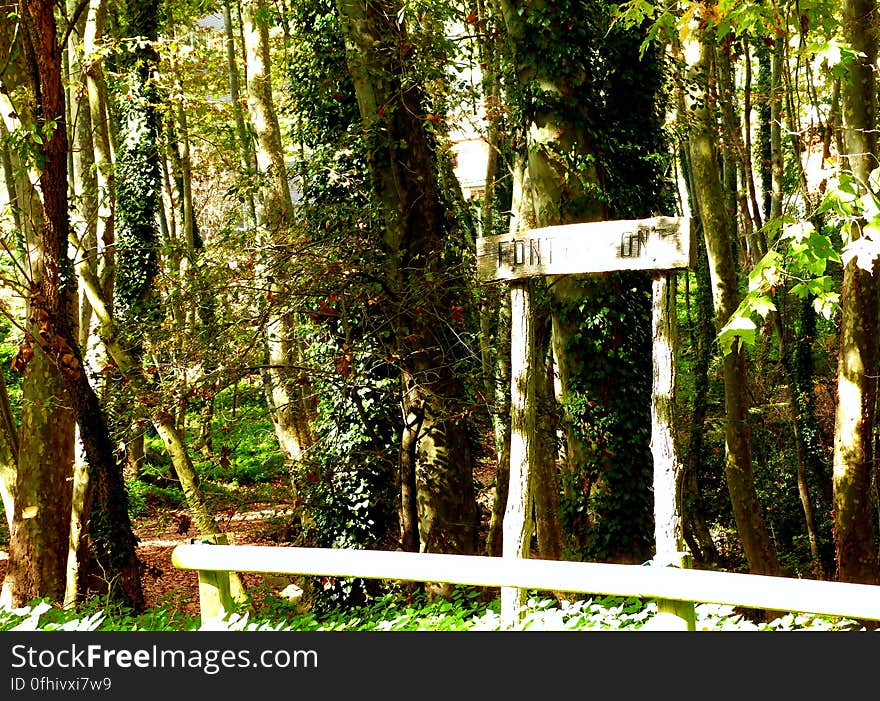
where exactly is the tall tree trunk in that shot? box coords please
[0,357,18,532]
[485,154,524,557]
[4,0,143,609]
[677,147,720,566]
[0,121,23,533]
[65,0,99,605]
[241,0,315,464]
[757,27,831,578]
[223,0,258,227]
[0,77,76,607]
[500,0,659,563]
[114,0,160,332]
[336,0,479,562]
[832,0,880,585]
[784,298,829,577]
[81,0,115,370]
[498,0,603,561]
[685,28,780,577]
[476,0,513,559]
[769,38,784,222]
[532,298,562,560]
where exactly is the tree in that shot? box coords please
[831,0,880,584]
[2,0,143,609]
[335,0,479,561]
[498,0,668,563]
[240,0,316,465]
[683,21,780,577]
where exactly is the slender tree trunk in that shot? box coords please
[0,119,24,535]
[685,28,780,577]
[0,368,18,532]
[65,0,99,605]
[758,28,830,578]
[832,0,880,585]
[485,154,524,557]
[532,300,562,560]
[0,119,23,236]
[223,0,259,226]
[241,0,315,464]
[769,39,784,221]
[475,0,512,559]
[677,148,720,566]
[81,0,115,375]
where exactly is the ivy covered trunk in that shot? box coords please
[336,0,478,559]
[499,0,667,563]
[114,0,161,329]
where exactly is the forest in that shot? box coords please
[0,0,878,632]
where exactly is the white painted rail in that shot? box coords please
[172,544,880,625]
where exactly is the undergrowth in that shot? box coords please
[0,589,865,632]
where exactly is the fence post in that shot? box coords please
[651,552,697,630]
[650,272,695,631]
[193,534,235,623]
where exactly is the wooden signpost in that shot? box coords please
[478,215,695,629]
[476,215,691,282]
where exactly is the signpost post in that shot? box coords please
[476,216,695,629]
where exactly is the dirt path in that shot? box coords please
[0,503,300,621]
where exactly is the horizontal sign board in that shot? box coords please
[476,216,691,282]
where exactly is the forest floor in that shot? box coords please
[0,460,498,621]
[134,500,299,619]
[0,497,296,620]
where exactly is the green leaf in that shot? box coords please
[790,282,810,298]
[781,220,815,242]
[807,276,835,295]
[807,232,840,263]
[841,235,880,271]
[746,249,782,292]
[718,315,757,355]
[748,295,777,319]
[814,292,840,320]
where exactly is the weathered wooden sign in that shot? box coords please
[476,216,691,282]
[486,213,695,629]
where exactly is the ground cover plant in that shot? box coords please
[0,591,865,632]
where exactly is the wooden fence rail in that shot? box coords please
[171,543,880,628]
